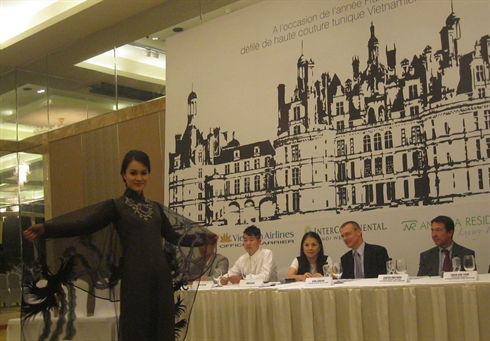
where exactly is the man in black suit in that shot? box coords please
[417,215,475,276]
[340,221,389,279]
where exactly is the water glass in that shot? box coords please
[395,259,407,274]
[322,264,331,277]
[212,269,222,286]
[463,255,475,271]
[332,262,343,280]
[241,268,251,279]
[451,257,461,272]
[386,259,395,274]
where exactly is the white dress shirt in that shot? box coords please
[225,248,278,282]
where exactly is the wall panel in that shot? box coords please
[118,112,165,203]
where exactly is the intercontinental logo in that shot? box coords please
[311,222,387,241]
[219,230,295,249]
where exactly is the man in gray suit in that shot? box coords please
[188,234,229,281]
[417,215,475,276]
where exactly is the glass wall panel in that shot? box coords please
[16,70,49,138]
[0,70,20,141]
[0,152,43,320]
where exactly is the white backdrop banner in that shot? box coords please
[165,0,490,276]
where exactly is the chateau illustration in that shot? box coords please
[169,8,490,226]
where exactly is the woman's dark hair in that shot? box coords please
[120,150,151,184]
[297,232,328,275]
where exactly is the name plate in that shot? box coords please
[305,277,333,287]
[191,281,214,290]
[378,274,409,283]
[239,279,264,287]
[443,271,478,281]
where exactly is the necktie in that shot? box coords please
[355,251,364,278]
[442,249,451,272]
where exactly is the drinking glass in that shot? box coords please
[386,259,395,274]
[241,268,251,279]
[451,257,461,272]
[212,269,222,286]
[322,264,331,277]
[463,255,475,271]
[332,262,343,281]
[395,259,407,274]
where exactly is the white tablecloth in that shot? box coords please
[179,274,490,341]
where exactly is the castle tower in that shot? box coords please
[367,22,379,65]
[187,90,198,123]
[439,0,461,66]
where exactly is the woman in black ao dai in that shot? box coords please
[24,150,207,341]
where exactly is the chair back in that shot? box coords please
[7,272,22,306]
[8,272,21,289]
[0,273,9,305]
[0,273,8,288]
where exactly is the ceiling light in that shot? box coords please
[151,37,159,41]
[14,161,31,186]
[37,89,46,93]
[173,27,184,33]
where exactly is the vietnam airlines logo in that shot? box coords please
[220,233,232,243]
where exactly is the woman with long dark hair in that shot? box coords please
[24,150,213,341]
[286,231,332,281]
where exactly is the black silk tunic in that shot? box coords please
[44,188,182,341]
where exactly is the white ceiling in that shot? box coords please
[0,0,98,48]
[0,0,263,133]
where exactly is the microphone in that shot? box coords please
[279,278,295,284]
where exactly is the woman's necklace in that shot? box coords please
[125,196,153,220]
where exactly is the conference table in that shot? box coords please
[178,274,490,341]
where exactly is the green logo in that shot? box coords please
[401,220,417,231]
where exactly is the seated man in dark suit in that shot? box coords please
[340,221,389,278]
[417,215,475,276]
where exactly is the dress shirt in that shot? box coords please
[225,248,278,282]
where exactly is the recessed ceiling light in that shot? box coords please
[37,89,46,94]
[23,87,32,91]
[151,37,159,41]
[173,27,184,33]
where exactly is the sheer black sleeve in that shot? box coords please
[43,200,117,239]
